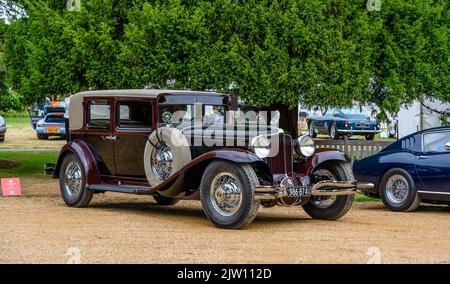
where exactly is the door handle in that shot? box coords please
[105,135,117,141]
[417,155,428,160]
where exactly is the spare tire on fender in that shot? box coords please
[144,128,192,194]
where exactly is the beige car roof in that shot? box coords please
[68,89,226,130]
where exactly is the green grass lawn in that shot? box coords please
[4,116,29,128]
[354,195,380,202]
[0,152,59,179]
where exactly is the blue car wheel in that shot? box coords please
[379,168,421,212]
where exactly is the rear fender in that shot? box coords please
[53,141,101,185]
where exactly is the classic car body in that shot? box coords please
[307,107,380,140]
[0,115,7,142]
[36,112,67,139]
[52,90,372,229]
[353,127,450,211]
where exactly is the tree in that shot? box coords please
[2,0,449,133]
[368,0,449,121]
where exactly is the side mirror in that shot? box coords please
[313,106,319,111]
[445,142,450,151]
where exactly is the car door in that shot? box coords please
[415,130,450,193]
[84,98,116,175]
[113,98,154,177]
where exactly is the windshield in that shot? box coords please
[158,104,225,126]
[341,108,368,116]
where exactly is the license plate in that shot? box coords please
[46,127,59,134]
[287,186,311,197]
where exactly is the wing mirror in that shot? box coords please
[445,142,450,151]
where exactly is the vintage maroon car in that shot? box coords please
[53,90,372,229]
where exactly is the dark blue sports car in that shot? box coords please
[353,127,450,211]
[307,107,380,140]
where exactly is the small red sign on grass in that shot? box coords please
[1,178,22,197]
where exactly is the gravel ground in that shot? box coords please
[0,178,449,264]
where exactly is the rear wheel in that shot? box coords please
[200,161,260,229]
[153,194,179,206]
[365,134,375,140]
[379,168,420,212]
[329,124,340,140]
[59,153,93,208]
[308,122,317,138]
[303,162,354,220]
[37,133,48,140]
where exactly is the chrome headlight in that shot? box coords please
[250,135,271,159]
[294,134,315,157]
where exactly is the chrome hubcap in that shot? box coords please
[64,161,82,197]
[311,169,337,208]
[386,175,409,204]
[210,173,242,216]
[151,142,173,180]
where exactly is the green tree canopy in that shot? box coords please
[1,0,449,132]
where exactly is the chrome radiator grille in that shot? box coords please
[265,134,293,174]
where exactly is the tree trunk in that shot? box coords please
[263,104,298,137]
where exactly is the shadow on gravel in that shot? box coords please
[88,201,205,218]
[359,203,450,213]
[88,201,313,226]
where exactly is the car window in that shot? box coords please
[423,131,450,153]
[204,105,225,124]
[158,105,195,125]
[117,101,152,129]
[324,109,334,117]
[341,108,368,116]
[88,100,110,130]
[45,116,65,124]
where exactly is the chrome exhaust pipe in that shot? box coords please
[311,181,374,196]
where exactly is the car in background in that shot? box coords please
[0,115,7,142]
[29,100,66,129]
[307,107,380,140]
[36,113,66,140]
[353,127,450,211]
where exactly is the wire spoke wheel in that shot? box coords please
[311,168,337,209]
[210,173,243,217]
[64,161,83,197]
[385,174,409,204]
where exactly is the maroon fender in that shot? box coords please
[53,140,102,185]
[296,148,350,176]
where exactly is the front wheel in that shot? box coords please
[0,136,4,142]
[59,153,93,208]
[329,124,340,140]
[303,162,354,220]
[200,161,260,229]
[308,122,317,138]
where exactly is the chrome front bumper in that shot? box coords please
[338,129,380,134]
[255,181,374,200]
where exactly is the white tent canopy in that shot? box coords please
[398,99,450,138]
